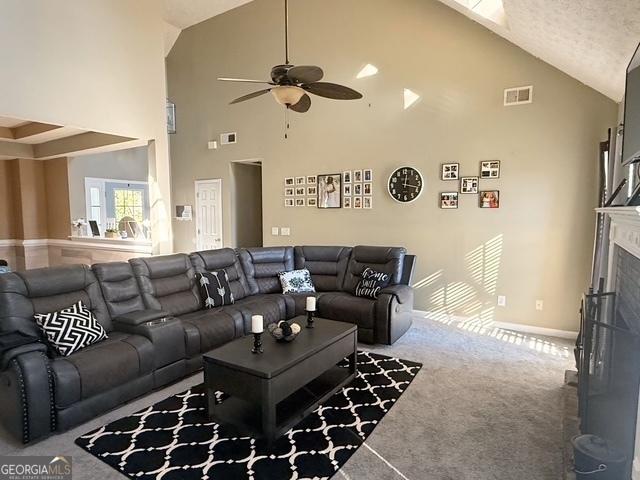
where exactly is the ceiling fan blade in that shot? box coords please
[230,89,272,104]
[303,82,363,100]
[289,94,311,113]
[287,65,324,84]
[218,77,274,84]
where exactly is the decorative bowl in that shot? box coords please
[268,321,301,342]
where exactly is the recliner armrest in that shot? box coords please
[113,310,168,326]
[378,284,413,304]
[0,342,47,371]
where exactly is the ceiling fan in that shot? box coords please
[218,0,363,113]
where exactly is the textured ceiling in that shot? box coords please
[438,0,640,101]
[162,0,639,101]
[162,0,253,29]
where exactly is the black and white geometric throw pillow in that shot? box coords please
[278,269,315,294]
[199,270,234,309]
[355,267,391,299]
[34,301,107,357]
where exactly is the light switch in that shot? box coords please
[497,295,506,307]
[271,227,279,236]
[281,227,291,236]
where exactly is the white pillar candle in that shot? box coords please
[306,296,316,312]
[251,315,264,333]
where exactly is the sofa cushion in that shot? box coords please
[34,301,107,356]
[178,309,243,353]
[354,267,391,299]
[130,254,201,316]
[50,331,153,408]
[317,292,377,330]
[343,246,406,294]
[278,269,315,294]
[189,249,251,301]
[0,265,112,337]
[294,246,352,291]
[198,270,234,308]
[238,247,294,294]
[92,262,145,318]
[230,294,290,332]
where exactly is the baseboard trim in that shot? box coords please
[413,310,578,340]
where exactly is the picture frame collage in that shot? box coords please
[284,169,373,209]
[284,175,317,207]
[439,161,500,209]
[342,169,373,209]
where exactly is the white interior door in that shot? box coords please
[195,179,223,250]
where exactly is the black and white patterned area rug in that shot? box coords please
[75,351,421,480]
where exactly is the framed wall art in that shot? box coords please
[440,192,459,209]
[317,173,342,208]
[441,163,459,180]
[460,176,479,194]
[480,160,500,179]
[479,190,500,208]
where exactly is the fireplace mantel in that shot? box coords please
[597,206,640,260]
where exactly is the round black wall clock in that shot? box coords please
[388,166,424,203]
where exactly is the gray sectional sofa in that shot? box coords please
[0,245,415,444]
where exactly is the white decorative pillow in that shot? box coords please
[34,301,107,356]
[278,269,316,294]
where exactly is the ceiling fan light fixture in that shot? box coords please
[271,86,305,106]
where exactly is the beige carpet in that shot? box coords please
[0,315,574,480]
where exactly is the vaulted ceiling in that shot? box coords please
[162,0,640,101]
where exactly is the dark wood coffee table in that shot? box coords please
[203,316,357,442]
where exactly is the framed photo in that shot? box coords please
[343,171,352,184]
[480,160,500,179]
[307,186,317,196]
[296,176,306,185]
[364,169,373,182]
[284,187,295,196]
[285,198,295,207]
[440,192,459,209]
[353,197,363,209]
[166,99,176,134]
[344,184,352,196]
[343,197,352,208]
[317,173,342,208]
[363,197,373,209]
[307,175,317,185]
[441,163,459,180]
[354,170,363,183]
[479,190,500,208]
[354,183,362,196]
[284,177,295,186]
[307,197,317,207]
[295,198,306,207]
[364,183,372,195]
[460,176,479,194]
[295,187,306,196]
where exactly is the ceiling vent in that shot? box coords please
[504,86,533,106]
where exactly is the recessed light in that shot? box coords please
[357,64,379,79]
[403,88,420,110]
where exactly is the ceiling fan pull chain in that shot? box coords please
[284,107,290,139]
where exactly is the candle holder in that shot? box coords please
[251,332,263,354]
[306,310,315,329]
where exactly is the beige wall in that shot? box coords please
[167,0,618,331]
[0,161,17,240]
[44,158,71,240]
[0,0,172,253]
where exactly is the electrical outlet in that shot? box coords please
[271,227,279,236]
[536,300,544,311]
[280,227,291,236]
[497,295,506,307]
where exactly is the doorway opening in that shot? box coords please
[231,159,263,248]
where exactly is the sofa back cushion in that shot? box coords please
[92,262,146,318]
[189,248,251,300]
[343,246,406,293]
[238,247,294,294]
[0,264,112,337]
[130,254,200,316]
[294,246,352,291]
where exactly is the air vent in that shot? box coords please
[504,86,533,106]
[220,132,237,145]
